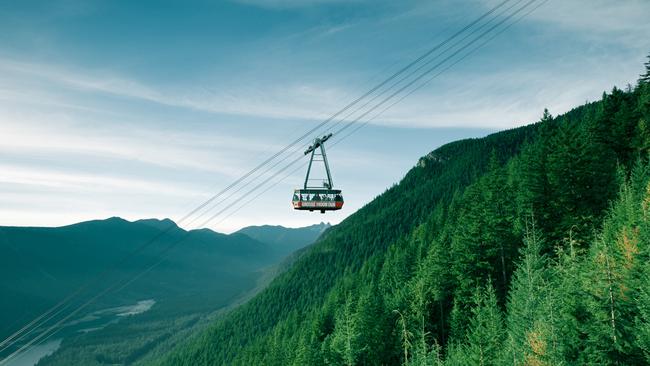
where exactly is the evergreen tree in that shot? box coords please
[639,54,650,84]
[354,283,393,365]
[395,309,413,365]
[330,292,360,366]
[635,81,650,154]
[513,110,556,251]
[266,326,288,366]
[450,182,487,305]
[463,283,504,366]
[419,238,452,345]
[547,239,585,363]
[581,173,647,364]
[443,342,469,366]
[292,319,325,366]
[503,222,561,365]
[634,172,650,363]
[636,274,650,364]
[450,154,518,310]
[596,87,642,166]
[380,237,418,311]
[482,150,518,301]
[546,118,616,243]
[408,272,432,366]
[447,299,464,345]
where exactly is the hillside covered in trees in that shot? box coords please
[150,58,650,365]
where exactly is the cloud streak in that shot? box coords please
[231,0,363,9]
[1,0,648,231]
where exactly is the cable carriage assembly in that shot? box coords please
[292,133,344,213]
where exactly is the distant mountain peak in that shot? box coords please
[235,223,330,256]
[134,218,179,230]
[309,222,330,232]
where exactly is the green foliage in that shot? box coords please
[579,162,649,364]
[463,283,504,366]
[639,54,650,84]
[503,223,564,365]
[546,117,616,242]
[152,63,650,366]
[637,276,650,363]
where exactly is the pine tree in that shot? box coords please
[636,276,650,363]
[581,173,647,364]
[634,175,650,363]
[354,283,392,365]
[546,118,616,243]
[515,144,552,246]
[482,150,518,302]
[444,342,469,366]
[330,292,360,366]
[266,326,288,366]
[596,87,642,166]
[639,54,650,84]
[635,80,650,154]
[408,273,431,366]
[503,222,561,365]
[450,154,518,311]
[395,309,413,365]
[419,238,452,345]
[513,109,558,249]
[380,237,418,311]
[450,182,489,324]
[293,320,325,366]
[464,283,504,366]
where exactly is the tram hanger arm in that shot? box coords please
[304,133,333,155]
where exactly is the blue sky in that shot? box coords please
[1,0,649,233]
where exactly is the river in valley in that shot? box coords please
[1,299,155,366]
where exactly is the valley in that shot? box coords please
[0,220,327,365]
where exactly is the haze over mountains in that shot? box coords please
[0,218,327,365]
[236,222,330,255]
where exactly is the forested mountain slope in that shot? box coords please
[155,61,650,365]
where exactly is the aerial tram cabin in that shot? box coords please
[292,133,344,213]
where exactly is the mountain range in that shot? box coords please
[0,219,326,364]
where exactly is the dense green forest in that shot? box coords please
[151,58,650,365]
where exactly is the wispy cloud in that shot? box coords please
[0,109,276,177]
[1,46,644,135]
[1,0,648,231]
[525,0,650,34]
[0,57,351,122]
[231,0,363,9]
[477,0,650,50]
[373,62,640,129]
[0,163,198,197]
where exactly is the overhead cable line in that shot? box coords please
[191,0,531,227]
[0,0,542,361]
[194,0,536,227]
[202,0,546,227]
[321,0,524,137]
[179,0,517,226]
